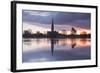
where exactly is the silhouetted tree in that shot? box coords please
[36,31,41,34]
[23,30,32,38]
[71,27,77,35]
[23,30,31,35]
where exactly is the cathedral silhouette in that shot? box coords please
[47,19,59,38]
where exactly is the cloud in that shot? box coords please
[22,10,91,29]
[23,10,50,16]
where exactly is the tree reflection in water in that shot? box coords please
[50,38,90,56]
[23,38,90,56]
[71,39,76,48]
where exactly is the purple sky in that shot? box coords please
[22,10,91,29]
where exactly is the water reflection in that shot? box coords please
[71,39,76,48]
[23,38,91,62]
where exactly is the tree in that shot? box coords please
[24,30,31,35]
[71,27,77,35]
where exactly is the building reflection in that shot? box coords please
[23,38,90,56]
[51,38,54,56]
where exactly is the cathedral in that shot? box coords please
[47,19,59,38]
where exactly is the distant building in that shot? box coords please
[47,19,59,38]
[47,31,59,37]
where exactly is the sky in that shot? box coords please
[22,10,91,34]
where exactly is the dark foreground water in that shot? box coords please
[22,38,91,62]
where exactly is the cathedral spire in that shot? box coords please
[51,18,54,32]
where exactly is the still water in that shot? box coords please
[22,38,91,62]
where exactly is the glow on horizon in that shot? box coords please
[23,22,91,35]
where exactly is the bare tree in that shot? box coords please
[71,27,77,35]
